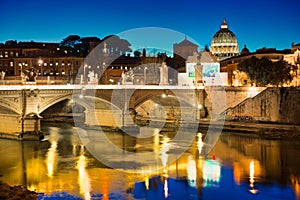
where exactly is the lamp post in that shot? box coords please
[38,59,43,77]
[83,64,87,84]
[144,67,147,85]
[295,55,300,87]
[18,62,23,83]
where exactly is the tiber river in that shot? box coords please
[0,122,300,200]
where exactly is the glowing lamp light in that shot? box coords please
[38,59,43,65]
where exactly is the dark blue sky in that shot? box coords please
[1,0,299,52]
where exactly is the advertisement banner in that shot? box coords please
[187,62,196,78]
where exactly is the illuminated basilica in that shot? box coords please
[210,19,240,61]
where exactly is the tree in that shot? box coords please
[269,60,294,86]
[133,50,141,57]
[238,56,294,86]
[157,52,167,61]
[101,35,131,55]
[59,35,81,55]
[80,37,101,57]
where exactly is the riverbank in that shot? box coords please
[0,181,37,200]
[1,118,299,141]
[0,131,44,141]
[198,120,300,139]
[43,118,300,140]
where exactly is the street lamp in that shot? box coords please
[18,62,23,83]
[83,64,88,84]
[38,59,43,76]
[144,67,147,85]
[294,55,300,87]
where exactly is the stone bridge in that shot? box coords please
[0,85,261,140]
[0,85,207,139]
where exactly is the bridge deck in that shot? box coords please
[0,85,205,90]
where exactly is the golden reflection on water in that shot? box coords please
[187,155,197,187]
[197,132,204,155]
[76,154,91,200]
[290,176,300,199]
[233,162,241,185]
[1,126,300,199]
[46,128,60,178]
[46,141,57,177]
[249,160,258,194]
[145,176,150,190]
[164,178,169,198]
[160,136,170,169]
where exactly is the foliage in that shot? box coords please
[133,50,141,57]
[59,35,81,55]
[238,56,294,86]
[101,35,132,55]
[59,35,131,57]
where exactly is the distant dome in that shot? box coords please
[241,44,250,55]
[210,19,239,60]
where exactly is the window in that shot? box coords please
[10,62,13,67]
[16,52,18,57]
[5,52,8,58]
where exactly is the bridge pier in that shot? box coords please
[84,108,139,132]
[84,109,122,128]
[0,113,43,140]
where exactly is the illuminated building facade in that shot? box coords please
[284,43,300,86]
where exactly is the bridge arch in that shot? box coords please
[38,94,73,114]
[74,95,122,111]
[0,101,20,114]
[39,94,122,115]
[132,89,197,109]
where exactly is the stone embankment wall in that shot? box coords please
[204,86,265,117]
[226,87,300,124]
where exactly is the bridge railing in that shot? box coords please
[0,84,206,90]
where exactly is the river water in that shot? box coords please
[0,122,299,200]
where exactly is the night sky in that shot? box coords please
[1,0,299,52]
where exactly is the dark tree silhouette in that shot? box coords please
[101,35,131,55]
[80,37,101,57]
[59,35,81,55]
[238,56,294,86]
[133,50,141,57]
